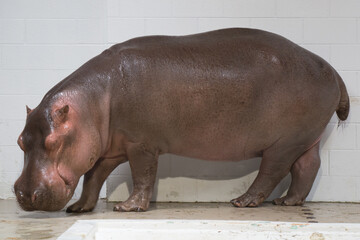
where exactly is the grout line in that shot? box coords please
[221,0,225,17]
[0,42,356,47]
[302,18,305,43]
[104,0,109,44]
[356,124,359,149]
[103,16,360,19]
[328,150,331,176]
[356,18,360,44]
[24,18,27,45]
[0,17,107,20]
[274,0,278,17]
[0,45,2,70]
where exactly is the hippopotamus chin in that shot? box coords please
[14,28,349,212]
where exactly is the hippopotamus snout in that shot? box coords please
[14,183,43,211]
[14,171,71,211]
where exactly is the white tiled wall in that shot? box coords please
[1,0,360,203]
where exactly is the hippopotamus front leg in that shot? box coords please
[113,142,159,212]
[66,157,127,213]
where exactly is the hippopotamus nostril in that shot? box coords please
[31,190,40,204]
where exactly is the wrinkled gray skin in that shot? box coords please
[14,28,349,212]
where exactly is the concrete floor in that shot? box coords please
[1,199,360,240]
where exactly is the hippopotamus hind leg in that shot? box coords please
[273,141,320,206]
[231,141,305,207]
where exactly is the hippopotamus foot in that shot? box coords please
[273,141,320,206]
[272,196,304,206]
[113,192,151,212]
[66,198,96,213]
[231,140,310,208]
[231,192,266,207]
[66,157,126,213]
[113,143,159,212]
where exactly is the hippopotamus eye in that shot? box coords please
[17,136,25,151]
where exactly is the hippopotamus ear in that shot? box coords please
[52,105,69,125]
[58,105,69,115]
[26,105,32,115]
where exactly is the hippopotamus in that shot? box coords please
[14,28,349,212]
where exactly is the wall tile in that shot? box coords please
[0,0,106,19]
[277,0,330,17]
[26,20,79,44]
[0,172,19,199]
[109,0,145,17]
[145,18,199,36]
[223,0,277,17]
[0,69,69,95]
[0,120,24,146]
[198,18,251,32]
[107,0,120,17]
[196,174,257,202]
[300,44,331,62]
[250,18,303,43]
[304,18,357,44]
[330,0,360,17]
[338,71,359,97]
[2,45,106,70]
[307,175,357,201]
[330,150,360,177]
[108,0,173,18]
[331,45,360,71]
[107,175,132,202]
[319,150,330,176]
[347,98,360,123]
[108,18,145,43]
[321,124,356,150]
[172,0,223,18]
[358,19,360,43]
[144,0,174,17]
[153,177,198,202]
[0,20,25,44]
[0,146,23,173]
[0,95,43,120]
[71,176,106,199]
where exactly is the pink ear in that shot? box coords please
[26,105,32,114]
[58,105,69,115]
[53,105,69,124]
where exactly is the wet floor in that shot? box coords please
[0,199,359,239]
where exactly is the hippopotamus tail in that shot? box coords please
[335,71,350,122]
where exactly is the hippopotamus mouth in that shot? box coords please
[14,163,77,212]
[57,165,77,200]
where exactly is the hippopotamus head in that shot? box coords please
[14,98,102,211]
